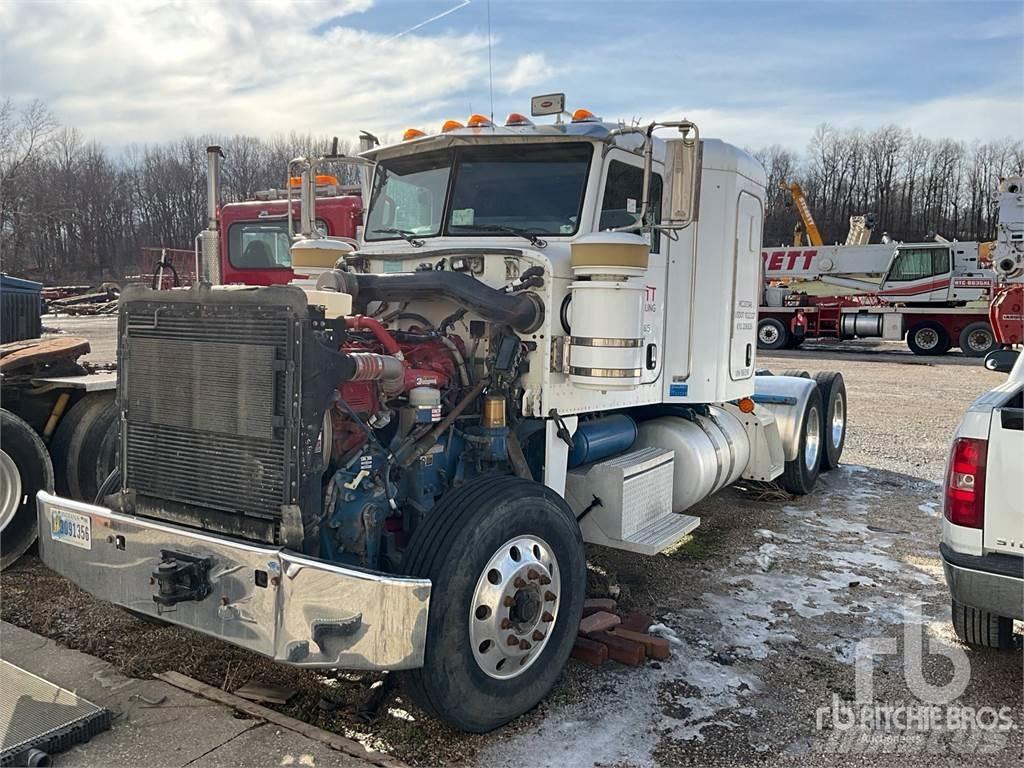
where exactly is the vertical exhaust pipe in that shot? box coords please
[202,145,224,284]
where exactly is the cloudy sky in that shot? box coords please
[1,0,1021,152]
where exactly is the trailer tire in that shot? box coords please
[1,409,54,571]
[400,474,586,733]
[957,321,998,358]
[50,392,114,500]
[779,384,823,495]
[757,318,789,351]
[951,599,1013,651]
[814,371,847,471]
[907,321,950,356]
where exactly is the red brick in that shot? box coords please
[618,611,653,633]
[610,627,671,660]
[590,631,645,666]
[571,636,609,666]
[579,611,621,635]
[581,598,618,617]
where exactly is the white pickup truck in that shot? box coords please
[941,349,1023,649]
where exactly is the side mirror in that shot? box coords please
[664,133,701,226]
[984,348,1019,373]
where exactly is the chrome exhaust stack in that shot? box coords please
[201,145,224,284]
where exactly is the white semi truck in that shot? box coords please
[34,97,848,732]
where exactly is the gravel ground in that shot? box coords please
[4,318,1021,766]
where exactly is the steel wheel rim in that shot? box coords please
[759,324,779,345]
[967,329,992,352]
[0,449,22,532]
[469,534,561,680]
[831,393,845,450]
[804,405,821,471]
[916,328,939,350]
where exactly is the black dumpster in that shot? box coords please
[0,274,43,343]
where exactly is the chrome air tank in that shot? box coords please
[634,407,750,512]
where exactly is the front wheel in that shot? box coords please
[401,475,586,732]
[757,318,789,350]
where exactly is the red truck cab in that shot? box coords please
[220,182,362,286]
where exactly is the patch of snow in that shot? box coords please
[918,501,939,517]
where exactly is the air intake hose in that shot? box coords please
[318,269,544,334]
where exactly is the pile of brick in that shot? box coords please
[571,598,670,667]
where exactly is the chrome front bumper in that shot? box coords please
[36,492,430,670]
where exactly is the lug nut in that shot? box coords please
[503,595,514,607]
[542,611,554,623]
[532,630,544,642]
[539,575,551,585]
[514,577,527,589]
[527,569,540,580]
[506,635,519,646]
[544,591,557,602]
[519,639,531,650]
[501,618,512,630]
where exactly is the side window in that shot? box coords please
[228,219,328,269]
[888,247,948,281]
[599,160,663,253]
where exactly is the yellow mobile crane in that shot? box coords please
[780,181,823,247]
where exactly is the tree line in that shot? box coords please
[2,99,1022,284]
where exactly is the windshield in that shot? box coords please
[365,142,593,243]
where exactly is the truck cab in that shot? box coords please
[878,241,991,305]
[941,349,1023,649]
[219,178,362,286]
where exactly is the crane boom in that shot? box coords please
[780,181,823,247]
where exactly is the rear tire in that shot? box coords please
[951,599,1013,650]
[813,371,847,471]
[779,385,823,495]
[958,321,998,358]
[781,369,810,378]
[400,475,586,733]
[1,409,54,571]
[757,318,789,351]
[907,321,951,356]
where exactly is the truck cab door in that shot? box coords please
[879,245,952,302]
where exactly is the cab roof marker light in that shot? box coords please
[288,174,338,189]
[403,128,427,141]
[504,112,534,127]
[441,120,465,133]
[466,114,493,128]
[571,108,600,123]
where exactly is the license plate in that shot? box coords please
[50,510,92,549]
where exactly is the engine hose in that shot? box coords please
[321,270,544,334]
[440,336,471,385]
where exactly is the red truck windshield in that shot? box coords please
[227,219,327,270]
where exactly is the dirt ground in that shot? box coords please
[4,318,1021,766]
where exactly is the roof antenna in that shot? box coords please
[486,0,495,123]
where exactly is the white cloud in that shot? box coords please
[0,0,502,146]
[496,53,552,92]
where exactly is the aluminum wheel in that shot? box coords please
[469,535,561,680]
[966,328,994,353]
[914,327,939,351]
[759,324,780,345]
[830,392,845,450]
[804,405,821,471]
[0,448,22,533]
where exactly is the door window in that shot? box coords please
[599,160,663,253]
[888,247,950,281]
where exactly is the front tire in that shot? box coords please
[757,318,790,351]
[779,385,823,495]
[951,599,1013,650]
[401,475,586,732]
[1,409,54,571]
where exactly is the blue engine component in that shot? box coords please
[568,414,638,468]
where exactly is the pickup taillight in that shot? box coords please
[943,437,988,528]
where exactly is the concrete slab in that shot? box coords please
[0,622,376,768]
[189,723,371,768]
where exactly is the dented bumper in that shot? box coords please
[36,491,430,670]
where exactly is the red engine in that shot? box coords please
[331,315,466,461]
